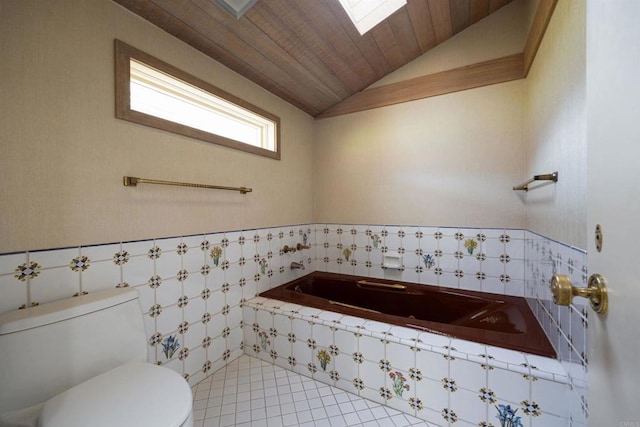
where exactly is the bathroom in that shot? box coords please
[1,0,638,426]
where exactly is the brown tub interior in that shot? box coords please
[259,272,556,358]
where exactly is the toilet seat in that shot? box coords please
[39,362,192,427]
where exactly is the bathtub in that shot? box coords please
[245,271,571,426]
[260,271,555,358]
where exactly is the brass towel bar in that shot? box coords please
[123,176,252,194]
[512,171,558,191]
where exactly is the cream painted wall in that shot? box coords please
[313,80,526,228]
[314,0,587,246]
[523,0,586,249]
[0,0,585,253]
[0,0,315,253]
[313,1,530,228]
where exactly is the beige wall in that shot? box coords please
[0,0,315,253]
[313,81,526,228]
[523,0,586,249]
[313,2,530,229]
[314,0,587,248]
[0,0,586,254]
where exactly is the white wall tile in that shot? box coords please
[227,306,243,330]
[81,259,120,293]
[182,247,206,275]
[450,387,486,425]
[531,377,570,418]
[182,274,205,299]
[226,326,243,351]
[155,278,183,308]
[0,270,28,312]
[30,265,80,303]
[155,254,182,282]
[292,317,312,341]
[28,247,78,269]
[0,252,27,277]
[122,254,153,287]
[208,313,226,338]
[185,296,206,324]
[184,321,206,349]
[156,303,182,335]
[487,367,529,406]
[449,357,487,392]
[386,341,414,373]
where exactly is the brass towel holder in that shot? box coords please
[123,176,252,194]
[513,171,558,191]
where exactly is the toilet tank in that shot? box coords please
[0,288,148,416]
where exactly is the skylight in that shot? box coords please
[338,0,407,35]
[213,0,258,19]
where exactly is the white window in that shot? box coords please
[115,40,280,159]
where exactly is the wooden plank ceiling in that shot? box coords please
[114,0,516,117]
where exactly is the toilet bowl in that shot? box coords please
[0,288,194,427]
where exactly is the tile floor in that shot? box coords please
[192,355,432,427]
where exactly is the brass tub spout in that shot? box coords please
[290,262,305,270]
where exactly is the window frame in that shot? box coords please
[115,40,281,160]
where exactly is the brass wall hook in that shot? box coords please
[551,273,608,314]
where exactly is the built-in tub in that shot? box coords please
[260,271,555,358]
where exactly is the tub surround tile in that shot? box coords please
[524,230,588,424]
[244,295,571,426]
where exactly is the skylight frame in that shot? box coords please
[338,0,407,35]
[212,0,258,19]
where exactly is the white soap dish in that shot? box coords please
[382,251,404,270]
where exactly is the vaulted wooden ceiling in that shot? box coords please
[114,0,518,117]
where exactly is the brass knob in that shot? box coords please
[551,273,608,314]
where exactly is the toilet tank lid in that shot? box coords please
[40,362,192,427]
[0,287,138,335]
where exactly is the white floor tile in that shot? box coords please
[266,416,284,427]
[193,355,434,427]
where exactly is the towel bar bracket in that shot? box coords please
[513,171,558,191]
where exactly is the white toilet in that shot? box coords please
[0,287,193,427]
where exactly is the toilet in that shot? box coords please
[0,287,193,427]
